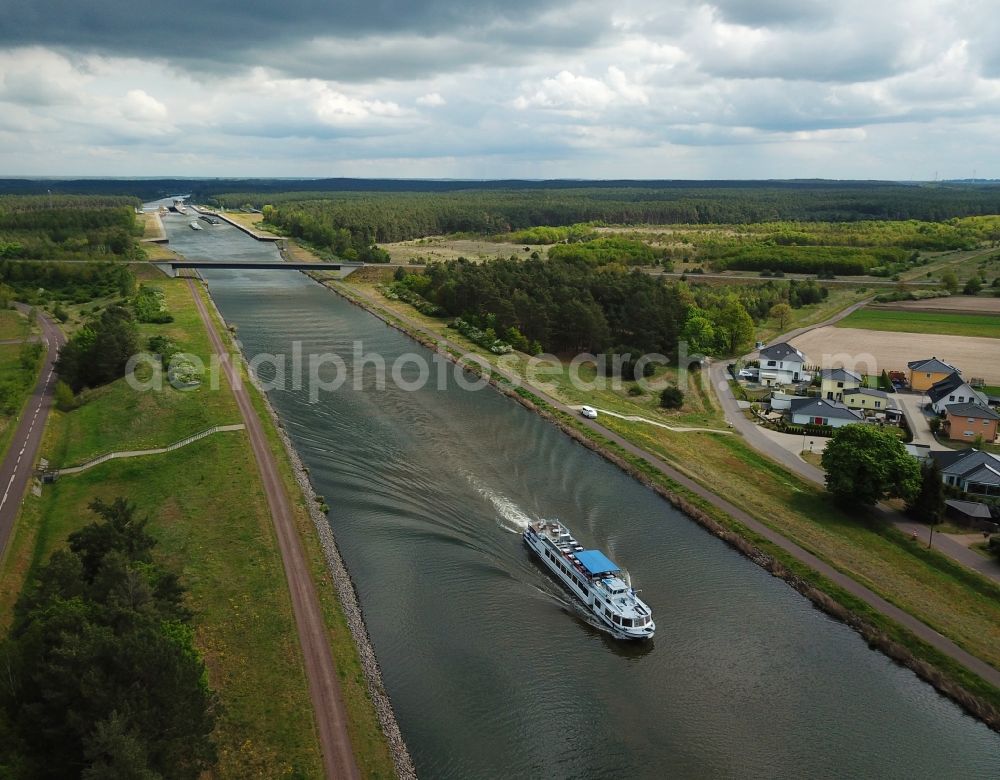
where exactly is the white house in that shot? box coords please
[927,372,988,415]
[758,342,808,386]
[819,368,863,401]
[788,397,863,428]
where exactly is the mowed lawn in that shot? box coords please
[837,307,1000,338]
[0,308,29,340]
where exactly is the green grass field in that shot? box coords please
[0,278,394,779]
[0,339,45,467]
[837,307,1000,338]
[0,308,30,340]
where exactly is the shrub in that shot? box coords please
[659,386,684,409]
[19,340,42,369]
[53,380,78,412]
[963,277,983,295]
[450,317,513,354]
[148,334,179,370]
[132,285,173,323]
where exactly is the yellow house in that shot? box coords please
[908,357,958,392]
[819,368,862,401]
[843,387,890,412]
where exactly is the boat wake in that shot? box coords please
[466,474,534,533]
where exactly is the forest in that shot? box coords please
[0,260,135,305]
[0,499,216,778]
[392,258,828,359]
[0,195,143,262]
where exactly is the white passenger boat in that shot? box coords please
[189,221,203,230]
[523,520,654,640]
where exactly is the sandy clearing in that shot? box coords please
[790,326,1000,384]
[874,296,1000,314]
[381,237,548,264]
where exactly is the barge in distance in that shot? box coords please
[524,520,654,640]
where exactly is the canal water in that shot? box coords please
[158,205,999,778]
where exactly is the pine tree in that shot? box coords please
[908,459,946,527]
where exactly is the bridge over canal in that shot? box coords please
[156,261,365,277]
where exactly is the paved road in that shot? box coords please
[710,303,1000,585]
[334,281,1000,689]
[186,280,359,780]
[0,306,65,560]
[894,391,949,450]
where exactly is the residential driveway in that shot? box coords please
[756,425,829,459]
[894,391,949,450]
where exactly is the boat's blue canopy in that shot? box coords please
[575,549,620,577]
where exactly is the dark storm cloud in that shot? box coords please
[0,0,580,75]
[260,11,610,82]
[706,0,833,27]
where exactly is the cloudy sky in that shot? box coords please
[0,0,997,179]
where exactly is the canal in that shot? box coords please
[158,206,1000,778]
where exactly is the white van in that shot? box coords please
[580,405,598,419]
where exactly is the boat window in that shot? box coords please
[622,618,633,628]
[612,615,621,625]
[604,608,612,619]
[580,587,588,597]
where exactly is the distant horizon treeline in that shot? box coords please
[5,176,1000,203]
[200,185,1000,261]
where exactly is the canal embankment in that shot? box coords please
[317,274,1000,734]
[199,282,416,779]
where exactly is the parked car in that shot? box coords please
[580,405,598,419]
[738,369,756,379]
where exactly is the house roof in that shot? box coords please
[965,466,1000,487]
[946,402,1000,420]
[759,342,805,363]
[843,387,888,399]
[945,499,993,519]
[819,368,862,383]
[927,372,967,403]
[931,449,1000,479]
[907,357,958,374]
[788,397,864,421]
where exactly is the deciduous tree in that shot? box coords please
[821,425,920,507]
[769,302,793,331]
